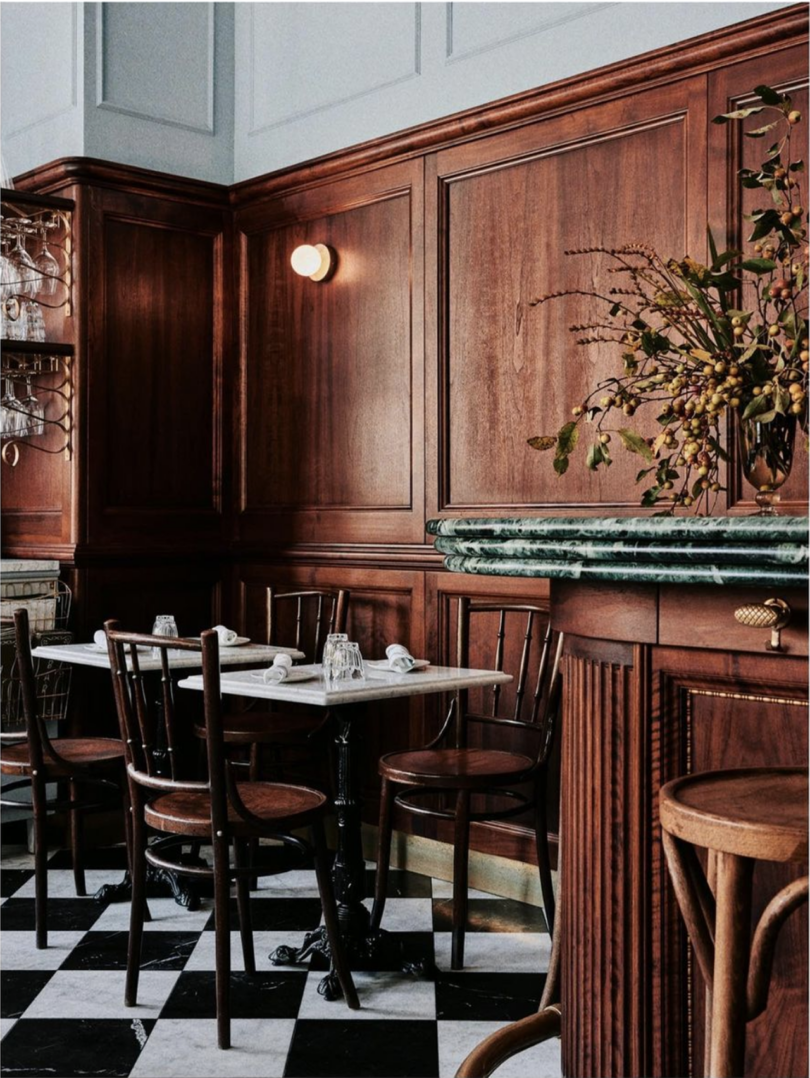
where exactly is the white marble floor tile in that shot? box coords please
[434,931,551,973]
[438,1020,562,1078]
[360,897,434,932]
[130,1018,295,1077]
[22,969,181,1019]
[1,930,86,969]
[1,1019,17,1040]
[0,846,35,869]
[184,930,311,972]
[11,869,125,900]
[91,897,214,932]
[253,870,320,897]
[297,969,437,1021]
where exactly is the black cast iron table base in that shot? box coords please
[269,703,435,999]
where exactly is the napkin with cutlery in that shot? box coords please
[384,643,417,673]
[213,624,239,646]
[93,629,108,648]
[263,653,293,683]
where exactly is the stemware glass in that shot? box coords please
[9,229,38,299]
[34,232,59,298]
[0,377,24,438]
[21,376,45,436]
[0,239,17,305]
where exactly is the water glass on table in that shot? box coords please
[322,632,348,684]
[151,614,178,657]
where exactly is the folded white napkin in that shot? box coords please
[213,624,238,646]
[385,643,416,673]
[263,653,293,683]
[93,630,107,648]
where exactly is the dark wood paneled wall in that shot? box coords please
[4,8,807,871]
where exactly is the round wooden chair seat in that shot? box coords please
[659,766,808,863]
[379,748,535,789]
[144,781,328,837]
[194,710,323,746]
[0,737,125,777]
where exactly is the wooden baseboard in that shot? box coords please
[360,824,556,912]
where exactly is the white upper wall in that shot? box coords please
[0,1,798,187]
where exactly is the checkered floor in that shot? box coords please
[0,843,560,1078]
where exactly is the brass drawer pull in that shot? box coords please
[734,598,792,653]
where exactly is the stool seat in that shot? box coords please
[660,766,808,863]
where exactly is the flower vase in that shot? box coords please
[737,412,797,515]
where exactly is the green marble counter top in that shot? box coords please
[426,516,809,588]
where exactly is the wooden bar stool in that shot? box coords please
[660,767,808,1078]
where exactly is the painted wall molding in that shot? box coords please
[95,1,215,136]
[3,2,79,141]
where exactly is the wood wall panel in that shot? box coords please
[84,185,232,552]
[427,80,709,516]
[235,159,425,547]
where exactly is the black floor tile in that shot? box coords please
[60,930,199,971]
[284,1019,440,1078]
[203,896,324,932]
[0,897,107,933]
[435,970,546,1021]
[0,970,56,1018]
[0,1018,155,1077]
[161,970,308,1019]
[48,845,130,871]
[365,867,433,898]
[432,897,547,933]
[0,869,33,898]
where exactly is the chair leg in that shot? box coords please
[69,779,86,897]
[233,838,256,975]
[370,776,396,931]
[212,833,232,1049]
[125,788,147,1007]
[534,787,555,935]
[452,789,471,971]
[313,820,359,1010]
[709,851,754,1078]
[31,773,48,949]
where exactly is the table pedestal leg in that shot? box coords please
[270,703,432,998]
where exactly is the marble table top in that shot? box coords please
[31,641,304,671]
[427,516,809,588]
[178,663,512,707]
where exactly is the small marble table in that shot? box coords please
[178,662,513,998]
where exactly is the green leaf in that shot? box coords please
[618,428,654,461]
[636,467,655,482]
[742,394,773,421]
[641,486,662,507]
[707,225,719,265]
[790,160,805,173]
[556,421,579,458]
[740,258,778,274]
[707,436,729,463]
[585,443,605,470]
[553,456,569,477]
[745,121,780,139]
[609,303,621,317]
[712,107,765,124]
[711,249,742,270]
[527,436,556,451]
[774,386,791,415]
[753,85,785,106]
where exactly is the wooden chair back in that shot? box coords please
[266,588,350,662]
[8,609,49,771]
[104,623,274,835]
[451,598,563,768]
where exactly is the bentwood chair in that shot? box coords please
[0,609,126,948]
[371,598,563,969]
[105,622,358,1049]
[194,588,350,781]
[660,767,808,1078]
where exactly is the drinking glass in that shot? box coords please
[23,301,45,342]
[151,614,179,657]
[322,632,348,684]
[0,377,24,438]
[34,236,60,297]
[328,640,365,685]
[21,376,45,436]
[9,230,38,298]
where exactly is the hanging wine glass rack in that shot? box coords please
[1,188,74,467]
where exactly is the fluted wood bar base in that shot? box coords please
[429,515,809,1078]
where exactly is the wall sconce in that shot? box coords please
[290,243,335,282]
